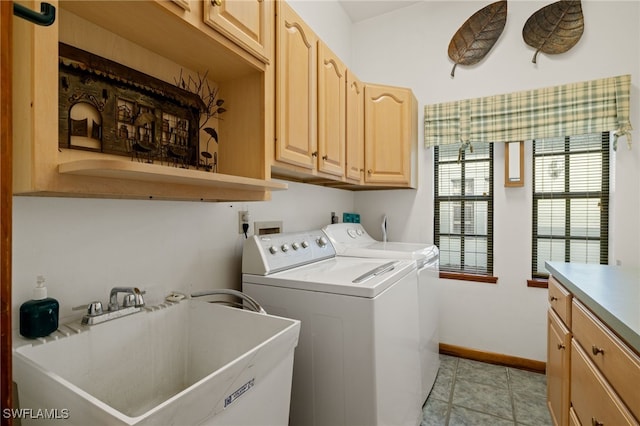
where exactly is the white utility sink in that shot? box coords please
[13,299,300,425]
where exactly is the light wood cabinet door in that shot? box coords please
[346,70,364,183]
[547,309,571,426]
[364,84,417,187]
[317,41,346,177]
[204,0,273,63]
[275,1,318,170]
[572,299,640,421]
[570,340,638,426]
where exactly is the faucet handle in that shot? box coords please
[123,289,145,308]
[122,294,135,308]
[72,301,104,316]
[123,293,141,308]
[133,288,145,307]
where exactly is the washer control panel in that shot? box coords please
[323,223,376,248]
[242,230,336,275]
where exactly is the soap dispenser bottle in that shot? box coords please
[19,276,59,338]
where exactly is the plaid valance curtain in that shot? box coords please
[424,75,632,150]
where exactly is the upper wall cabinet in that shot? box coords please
[203,0,272,64]
[274,1,318,172]
[364,83,418,188]
[317,41,346,178]
[274,5,348,181]
[12,0,284,202]
[271,1,417,189]
[345,70,365,184]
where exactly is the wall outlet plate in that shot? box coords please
[238,210,249,234]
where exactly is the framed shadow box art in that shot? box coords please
[58,43,210,169]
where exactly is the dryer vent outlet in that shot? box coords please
[255,221,283,235]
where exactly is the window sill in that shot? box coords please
[439,272,498,284]
[527,279,549,289]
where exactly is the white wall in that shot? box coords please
[348,1,640,361]
[12,182,354,326]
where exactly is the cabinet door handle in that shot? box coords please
[311,151,318,157]
[211,0,222,6]
[322,155,328,160]
[367,169,372,174]
[557,343,565,350]
[591,418,603,426]
[591,345,605,356]
[549,296,558,302]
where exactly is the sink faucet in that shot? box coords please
[108,287,145,311]
[74,287,146,326]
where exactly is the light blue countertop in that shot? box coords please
[546,262,640,354]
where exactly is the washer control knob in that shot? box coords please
[301,241,310,249]
[268,246,278,255]
[281,244,290,252]
[292,242,300,250]
[317,236,328,247]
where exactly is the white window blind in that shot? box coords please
[435,143,493,275]
[532,132,609,278]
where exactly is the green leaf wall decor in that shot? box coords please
[523,0,584,64]
[447,0,508,78]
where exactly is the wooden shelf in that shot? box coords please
[13,1,277,202]
[59,159,287,192]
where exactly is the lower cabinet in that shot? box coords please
[547,277,640,426]
[547,308,571,426]
[571,339,637,425]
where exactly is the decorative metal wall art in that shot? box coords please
[58,43,211,170]
[523,0,584,64]
[447,0,507,77]
[174,69,226,172]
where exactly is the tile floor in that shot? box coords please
[421,355,552,426]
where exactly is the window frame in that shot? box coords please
[531,132,610,281]
[434,144,495,281]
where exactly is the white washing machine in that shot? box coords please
[323,223,440,403]
[242,230,422,426]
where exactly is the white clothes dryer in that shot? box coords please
[323,223,440,403]
[242,230,422,426]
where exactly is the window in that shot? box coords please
[532,132,610,278]
[434,144,493,276]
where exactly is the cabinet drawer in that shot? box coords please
[549,276,572,327]
[572,300,640,421]
[570,340,638,426]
